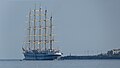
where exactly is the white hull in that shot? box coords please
[23,50,62,60]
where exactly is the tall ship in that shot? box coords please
[22,6,62,60]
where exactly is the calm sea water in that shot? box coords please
[0,60,120,68]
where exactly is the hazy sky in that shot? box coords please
[0,0,120,59]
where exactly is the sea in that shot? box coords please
[0,60,120,68]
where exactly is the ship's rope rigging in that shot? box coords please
[24,7,55,51]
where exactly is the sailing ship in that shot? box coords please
[22,6,62,60]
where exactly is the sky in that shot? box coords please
[0,0,120,59]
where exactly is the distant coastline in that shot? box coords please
[60,49,120,60]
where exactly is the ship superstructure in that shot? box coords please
[22,6,62,60]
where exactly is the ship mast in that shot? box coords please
[39,7,42,50]
[44,9,47,50]
[28,10,31,50]
[33,5,36,50]
[50,16,53,50]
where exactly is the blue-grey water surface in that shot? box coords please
[0,60,120,68]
